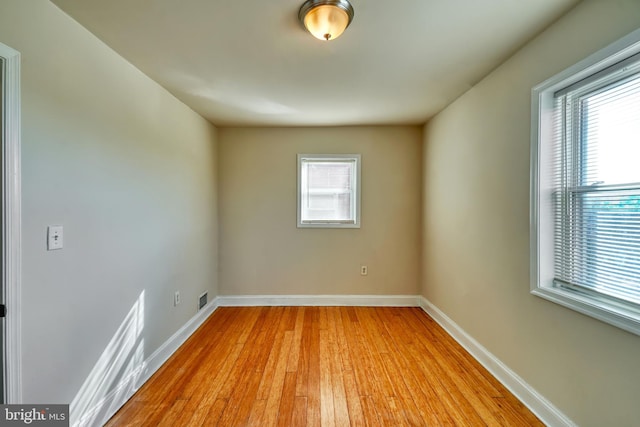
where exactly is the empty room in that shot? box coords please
[0,0,639,426]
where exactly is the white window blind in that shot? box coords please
[297,154,361,228]
[553,67,640,306]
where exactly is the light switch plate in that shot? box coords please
[47,225,63,250]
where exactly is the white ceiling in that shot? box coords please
[51,0,580,127]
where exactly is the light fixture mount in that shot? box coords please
[298,0,355,41]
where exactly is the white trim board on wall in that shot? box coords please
[216,294,422,307]
[419,297,576,427]
[0,41,23,404]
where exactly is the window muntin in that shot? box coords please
[531,29,640,336]
[297,154,361,228]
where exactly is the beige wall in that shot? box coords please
[422,1,640,426]
[0,0,218,417]
[219,126,421,296]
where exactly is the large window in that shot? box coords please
[297,154,361,228]
[531,29,640,335]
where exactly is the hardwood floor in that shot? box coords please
[106,307,543,426]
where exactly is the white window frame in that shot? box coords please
[531,28,640,336]
[297,154,361,228]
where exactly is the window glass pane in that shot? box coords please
[560,190,640,304]
[301,160,355,222]
[581,74,640,186]
[308,162,352,190]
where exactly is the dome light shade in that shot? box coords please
[299,0,354,41]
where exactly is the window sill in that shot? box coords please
[531,286,640,336]
[297,222,360,229]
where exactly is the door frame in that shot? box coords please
[0,42,22,404]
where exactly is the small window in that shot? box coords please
[531,29,640,335]
[297,154,361,228]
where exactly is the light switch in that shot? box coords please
[47,225,63,250]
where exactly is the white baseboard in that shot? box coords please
[216,294,421,307]
[73,301,219,427]
[419,297,576,427]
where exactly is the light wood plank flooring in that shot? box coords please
[106,307,543,426]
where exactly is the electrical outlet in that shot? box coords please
[360,265,368,276]
[174,291,181,306]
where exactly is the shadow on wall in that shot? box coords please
[70,291,146,426]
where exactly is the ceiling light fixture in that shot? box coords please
[298,0,354,41]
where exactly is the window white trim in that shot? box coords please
[531,28,640,336]
[297,154,361,229]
